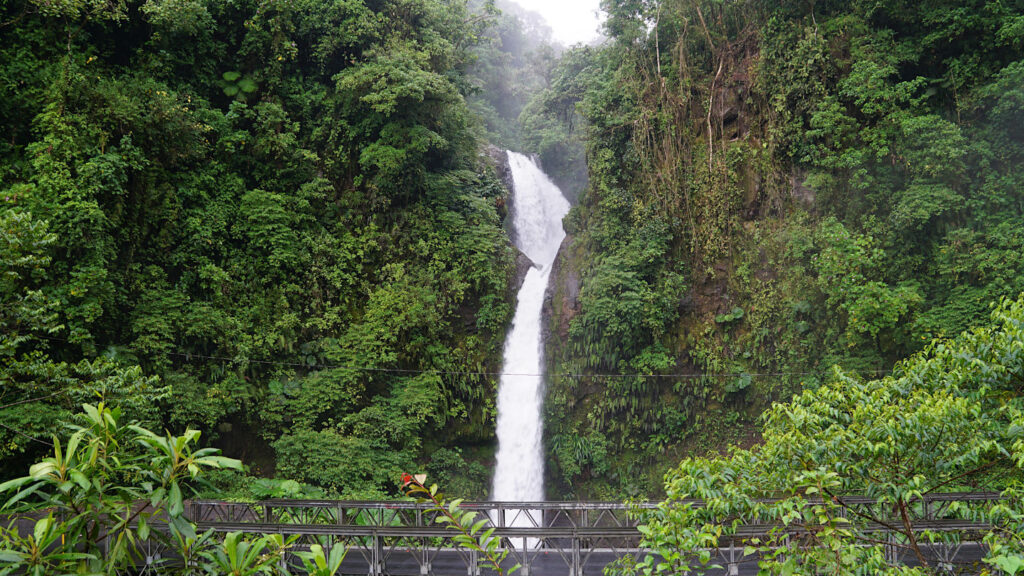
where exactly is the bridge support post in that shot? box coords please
[420,537,432,576]
[370,531,384,576]
[523,537,532,576]
[726,542,740,576]
[469,550,481,576]
[884,533,897,565]
[571,534,582,576]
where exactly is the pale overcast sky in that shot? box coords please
[507,0,605,46]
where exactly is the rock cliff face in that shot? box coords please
[512,251,536,299]
[532,153,585,206]
[541,233,587,497]
[487,145,516,194]
[486,145,517,241]
[542,235,580,348]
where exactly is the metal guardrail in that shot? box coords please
[189,493,1003,526]
[188,501,641,576]
[183,495,1002,575]
[3,495,1001,575]
[189,500,649,530]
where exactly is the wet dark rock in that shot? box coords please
[512,249,536,297]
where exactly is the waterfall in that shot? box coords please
[492,151,570,512]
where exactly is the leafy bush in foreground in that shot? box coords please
[0,403,343,575]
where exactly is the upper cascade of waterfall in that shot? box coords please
[506,152,571,270]
[491,151,570,505]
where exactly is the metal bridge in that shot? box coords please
[183,494,1000,575]
[189,500,646,576]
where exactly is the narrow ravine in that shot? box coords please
[492,151,571,506]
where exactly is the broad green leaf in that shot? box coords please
[169,482,183,517]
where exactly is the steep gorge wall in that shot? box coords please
[535,0,1024,499]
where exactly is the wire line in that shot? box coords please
[36,336,892,380]
[0,421,54,447]
[0,391,65,411]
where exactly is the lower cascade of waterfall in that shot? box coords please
[491,151,570,537]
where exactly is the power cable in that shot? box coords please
[0,421,54,448]
[0,337,890,448]
[0,393,65,448]
[0,391,65,411]
[35,335,892,380]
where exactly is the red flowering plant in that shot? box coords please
[400,474,518,576]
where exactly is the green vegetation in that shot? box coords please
[630,294,1024,574]
[0,0,548,498]
[4,0,1024,564]
[401,472,520,575]
[532,0,1024,498]
[0,403,346,575]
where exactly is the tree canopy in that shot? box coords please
[529,0,1024,498]
[0,0,538,498]
[633,293,1024,574]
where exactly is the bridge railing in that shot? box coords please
[183,495,1003,575]
[188,500,660,530]
[186,501,653,576]
[188,492,1003,530]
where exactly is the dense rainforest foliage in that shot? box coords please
[3,0,1024,520]
[631,294,1024,575]
[0,400,514,574]
[528,0,1024,498]
[4,0,1024,568]
[0,0,571,498]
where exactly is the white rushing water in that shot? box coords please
[492,151,570,510]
